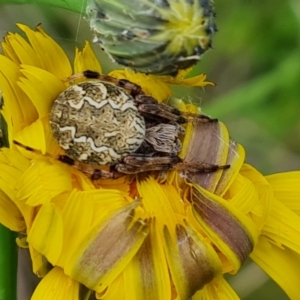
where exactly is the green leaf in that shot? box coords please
[0,0,86,14]
[0,224,18,300]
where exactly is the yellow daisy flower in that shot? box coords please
[0,24,300,300]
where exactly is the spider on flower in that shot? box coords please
[14,70,229,180]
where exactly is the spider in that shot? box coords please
[14,70,229,180]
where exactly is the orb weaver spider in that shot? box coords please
[14,70,229,180]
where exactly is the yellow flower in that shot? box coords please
[0,24,300,300]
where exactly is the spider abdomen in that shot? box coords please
[50,81,146,165]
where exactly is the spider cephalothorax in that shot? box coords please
[46,70,228,179]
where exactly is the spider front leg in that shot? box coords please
[135,94,217,124]
[65,70,143,96]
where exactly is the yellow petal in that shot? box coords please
[95,273,125,300]
[17,23,72,79]
[160,184,185,215]
[31,267,80,300]
[56,190,94,266]
[0,55,38,141]
[177,101,200,158]
[164,223,222,299]
[0,161,24,201]
[226,173,263,217]
[16,159,72,206]
[109,69,172,101]
[182,120,241,194]
[14,119,47,155]
[27,203,63,265]
[71,169,98,191]
[2,32,41,66]
[0,147,30,171]
[161,70,215,87]
[14,117,62,157]
[122,221,171,300]
[29,245,51,277]
[18,65,66,118]
[192,184,258,273]
[262,198,300,254]
[251,236,300,300]
[74,41,102,74]
[65,203,148,291]
[90,189,132,228]
[240,164,274,230]
[266,171,300,214]
[193,276,240,300]
[42,117,63,155]
[97,176,130,194]
[0,149,34,231]
[0,188,25,231]
[137,177,179,228]
[215,142,246,197]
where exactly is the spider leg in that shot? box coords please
[117,154,229,174]
[136,94,216,123]
[138,103,186,123]
[176,162,230,173]
[123,155,182,166]
[115,155,179,174]
[13,141,121,180]
[57,155,122,180]
[65,70,143,96]
[135,94,186,123]
[116,164,173,174]
[13,140,37,152]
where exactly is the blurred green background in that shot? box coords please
[0,0,299,299]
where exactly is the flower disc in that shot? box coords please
[50,81,146,165]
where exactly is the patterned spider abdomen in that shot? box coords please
[50,81,146,165]
[86,0,216,75]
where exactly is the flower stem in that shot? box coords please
[0,0,86,14]
[0,224,18,300]
[0,108,17,299]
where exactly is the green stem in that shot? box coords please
[0,103,17,299]
[0,0,87,14]
[0,224,18,300]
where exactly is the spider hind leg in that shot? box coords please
[13,140,121,180]
[57,155,121,180]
